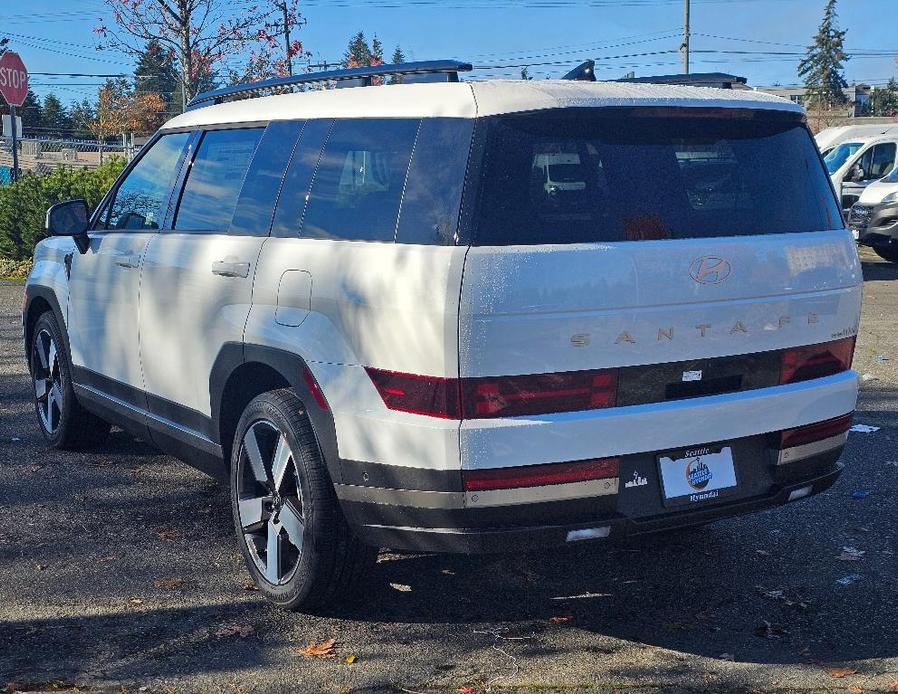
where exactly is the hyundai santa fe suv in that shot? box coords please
[23,60,862,611]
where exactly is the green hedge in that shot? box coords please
[0,158,126,261]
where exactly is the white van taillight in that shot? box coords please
[779,338,855,385]
[365,367,618,419]
[462,458,620,491]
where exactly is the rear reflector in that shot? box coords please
[780,337,855,385]
[303,368,329,411]
[462,458,620,491]
[777,413,853,450]
[365,367,618,420]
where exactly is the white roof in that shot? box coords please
[161,78,802,131]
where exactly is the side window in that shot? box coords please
[174,128,263,231]
[270,119,333,238]
[101,132,190,231]
[229,120,304,236]
[869,143,897,180]
[302,118,419,242]
[396,119,474,245]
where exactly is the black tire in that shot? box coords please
[230,388,376,611]
[29,311,111,449]
[873,246,898,264]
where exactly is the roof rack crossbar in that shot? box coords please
[187,60,473,110]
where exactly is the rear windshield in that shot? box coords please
[472,109,840,245]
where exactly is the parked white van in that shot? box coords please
[825,135,898,211]
[847,165,898,261]
[816,123,898,155]
[24,61,862,611]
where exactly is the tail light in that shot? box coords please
[460,369,617,418]
[462,457,620,491]
[365,367,618,420]
[777,413,853,450]
[780,337,855,385]
[364,369,461,419]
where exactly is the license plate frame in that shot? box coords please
[657,444,738,507]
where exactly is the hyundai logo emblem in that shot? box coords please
[689,256,732,285]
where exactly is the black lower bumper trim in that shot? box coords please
[349,464,842,553]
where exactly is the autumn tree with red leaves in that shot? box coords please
[95,0,309,109]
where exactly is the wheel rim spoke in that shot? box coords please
[47,341,57,376]
[243,426,270,485]
[265,520,281,583]
[270,434,292,492]
[36,335,50,371]
[239,496,269,530]
[279,499,304,552]
[34,377,48,400]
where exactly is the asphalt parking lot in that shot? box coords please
[1,249,897,694]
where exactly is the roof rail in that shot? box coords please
[186,60,473,110]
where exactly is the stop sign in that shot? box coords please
[0,52,29,107]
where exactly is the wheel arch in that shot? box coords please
[210,343,344,484]
[23,285,67,376]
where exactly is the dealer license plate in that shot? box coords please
[658,445,737,506]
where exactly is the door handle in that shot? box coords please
[211,260,250,278]
[115,255,139,269]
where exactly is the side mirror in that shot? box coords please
[46,199,90,253]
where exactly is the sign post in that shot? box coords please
[0,51,29,183]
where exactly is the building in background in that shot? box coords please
[754,84,872,117]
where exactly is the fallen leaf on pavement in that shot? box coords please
[889,682,898,692]
[549,614,574,623]
[457,688,476,694]
[294,638,337,658]
[153,578,185,589]
[154,529,179,541]
[128,597,144,606]
[345,655,357,664]
[847,685,863,694]
[828,667,858,679]
[242,581,259,591]
[215,624,255,638]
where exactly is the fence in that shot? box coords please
[0,137,130,184]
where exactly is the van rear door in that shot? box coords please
[458,108,861,389]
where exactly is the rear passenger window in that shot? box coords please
[174,128,263,231]
[302,119,419,242]
[396,119,474,245]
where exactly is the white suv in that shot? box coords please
[23,61,862,611]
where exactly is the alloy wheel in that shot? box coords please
[236,420,305,585]
[32,329,63,435]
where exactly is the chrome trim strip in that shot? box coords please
[465,477,619,507]
[777,432,848,465]
[335,476,620,509]
[334,484,466,509]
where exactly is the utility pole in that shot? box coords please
[681,0,691,74]
[281,1,293,76]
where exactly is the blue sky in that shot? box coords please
[2,0,896,104]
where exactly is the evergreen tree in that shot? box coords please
[41,93,71,138]
[798,0,849,111]
[69,99,97,139]
[371,35,384,65]
[871,78,898,117]
[18,90,42,133]
[135,39,179,119]
[344,31,373,68]
[391,46,405,65]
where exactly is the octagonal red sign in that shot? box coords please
[0,52,29,107]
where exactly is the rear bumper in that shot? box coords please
[340,444,845,553]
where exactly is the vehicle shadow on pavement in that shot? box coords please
[861,257,898,281]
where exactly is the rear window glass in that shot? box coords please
[473,110,840,245]
[302,118,419,242]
